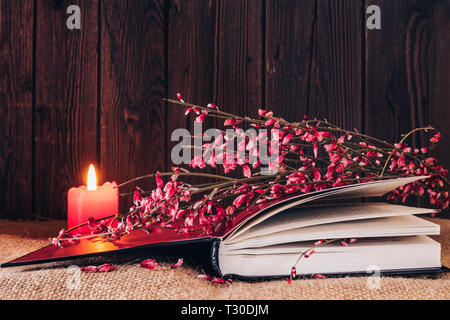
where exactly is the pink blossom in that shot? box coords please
[287,172,305,184]
[324,142,337,152]
[185,215,194,228]
[133,189,142,206]
[430,132,441,143]
[301,132,316,143]
[258,109,268,116]
[226,206,236,216]
[163,182,178,201]
[224,119,235,126]
[155,172,163,189]
[195,113,206,122]
[314,131,332,142]
[313,143,318,158]
[87,216,107,234]
[208,150,217,168]
[243,165,251,178]
[49,236,62,248]
[313,169,321,182]
[282,133,294,145]
[304,249,315,258]
[291,267,297,278]
[180,191,191,202]
[190,155,206,168]
[233,194,249,208]
[265,118,276,127]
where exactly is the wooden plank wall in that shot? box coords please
[0,0,448,220]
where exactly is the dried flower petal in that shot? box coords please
[211,277,226,284]
[97,264,115,272]
[171,258,184,269]
[140,259,158,270]
[80,266,98,273]
[198,274,211,281]
[291,266,297,278]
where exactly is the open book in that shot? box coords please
[1,176,445,279]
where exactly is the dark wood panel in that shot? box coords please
[0,0,448,221]
[365,0,420,142]
[311,0,363,129]
[267,0,363,129]
[167,0,217,184]
[365,0,450,173]
[213,0,264,179]
[0,0,34,219]
[427,1,450,172]
[265,0,316,120]
[35,0,99,219]
[101,0,166,211]
[214,0,264,118]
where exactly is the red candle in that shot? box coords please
[67,165,118,229]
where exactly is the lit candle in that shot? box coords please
[67,164,119,229]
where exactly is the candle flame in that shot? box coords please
[87,164,97,191]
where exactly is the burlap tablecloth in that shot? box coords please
[0,218,449,300]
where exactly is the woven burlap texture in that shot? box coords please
[0,218,449,300]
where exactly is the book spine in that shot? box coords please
[210,238,224,278]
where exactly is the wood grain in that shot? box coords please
[100,0,166,211]
[265,0,316,120]
[310,0,363,129]
[0,0,449,220]
[266,0,363,129]
[365,0,450,176]
[365,0,420,142]
[0,1,34,219]
[34,0,99,219]
[213,0,264,179]
[167,0,217,184]
[214,0,264,118]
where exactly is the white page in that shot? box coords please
[224,176,430,241]
[226,202,437,243]
[218,236,441,277]
[223,215,440,250]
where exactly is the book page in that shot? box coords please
[224,176,430,241]
[224,215,440,250]
[218,236,441,277]
[226,202,437,243]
